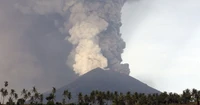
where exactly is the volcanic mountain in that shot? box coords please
[46,68,160,102]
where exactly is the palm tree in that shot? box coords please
[198,91,200,105]
[0,81,8,104]
[14,93,18,101]
[52,87,56,95]
[46,88,56,104]
[78,92,83,104]
[62,90,72,104]
[10,89,15,101]
[17,98,25,105]
[118,93,125,105]
[104,91,111,104]
[34,92,40,104]
[10,89,15,97]
[84,94,90,104]
[96,91,105,105]
[90,91,96,104]
[137,93,147,105]
[63,90,68,104]
[39,94,43,104]
[182,89,192,104]
[147,94,154,105]
[7,96,14,105]
[61,98,66,105]
[32,86,37,94]
[173,93,181,104]
[30,96,34,104]
[2,89,8,104]
[192,88,199,105]
[68,92,72,102]
[21,89,27,96]
[125,91,133,105]
[52,87,56,102]
[30,86,39,104]
[0,88,4,104]
[158,91,168,104]
[62,91,66,104]
[4,81,8,88]
[134,92,139,101]
[27,91,31,99]
[23,94,28,102]
[46,93,55,103]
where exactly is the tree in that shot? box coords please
[192,88,200,105]
[105,91,111,104]
[9,89,18,103]
[78,92,83,104]
[52,87,56,95]
[21,89,27,97]
[4,80,200,105]
[62,98,66,105]
[32,86,37,94]
[10,89,15,98]
[39,94,44,104]
[0,81,9,104]
[137,93,147,105]
[118,93,125,105]
[2,89,8,104]
[125,91,133,105]
[46,93,55,103]
[63,90,71,104]
[17,98,25,105]
[34,92,40,104]
[14,93,18,101]
[7,97,14,105]
[4,81,8,88]
[198,91,200,105]
[90,91,96,104]
[30,96,34,104]
[182,89,192,104]
[96,91,104,105]
[0,88,4,103]
[68,92,72,103]
[84,95,90,104]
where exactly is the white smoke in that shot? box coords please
[67,15,108,75]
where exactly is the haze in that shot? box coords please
[122,0,200,93]
[0,0,199,94]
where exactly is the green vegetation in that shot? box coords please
[0,81,199,105]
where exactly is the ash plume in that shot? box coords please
[16,0,130,75]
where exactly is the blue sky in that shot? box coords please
[121,0,200,93]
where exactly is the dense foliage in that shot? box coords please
[0,81,199,105]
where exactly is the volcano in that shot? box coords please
[47,68,160,102]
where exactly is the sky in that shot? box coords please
[0,1,77,93]
[0,0,200,94]
[121,0,200,93]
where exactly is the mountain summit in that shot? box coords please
[48,68,160,102]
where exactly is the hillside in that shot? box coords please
[45,68,160,102]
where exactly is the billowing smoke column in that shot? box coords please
[65,0,130,75]
[66,2,109,75]
[16,0,130,75]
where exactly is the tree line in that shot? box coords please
[0,81,200,105]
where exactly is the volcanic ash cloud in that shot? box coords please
[16,0,130,75]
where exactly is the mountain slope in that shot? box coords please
[45,68,160,102]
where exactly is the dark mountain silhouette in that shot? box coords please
[45,68,160,102]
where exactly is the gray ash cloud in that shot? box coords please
[15,0,130,75]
